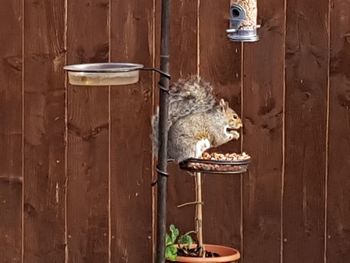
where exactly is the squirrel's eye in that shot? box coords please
[233,115,238,119]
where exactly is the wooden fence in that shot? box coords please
[0,0,349,262]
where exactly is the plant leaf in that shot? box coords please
[165,245,178,261]
[166,234,173,246]
[178,234,193,247]
[169,224,179,243]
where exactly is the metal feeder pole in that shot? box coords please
[156,0,171,262]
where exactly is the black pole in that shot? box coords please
[156,0,170,263]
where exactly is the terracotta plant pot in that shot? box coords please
[173,244,240,263]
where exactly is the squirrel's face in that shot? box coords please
[219,99,242,141]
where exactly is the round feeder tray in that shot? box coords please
[64,63,144,86]
[179,157,251,174]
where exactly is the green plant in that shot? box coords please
[165,224,193,261]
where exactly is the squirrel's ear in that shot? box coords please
[219,99,228,111]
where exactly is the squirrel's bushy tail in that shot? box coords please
[152,75,216,156]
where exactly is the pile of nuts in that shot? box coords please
[183,152,251,173]
[201,152,251,161]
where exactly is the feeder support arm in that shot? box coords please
[141,67,171,80]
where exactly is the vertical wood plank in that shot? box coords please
[109,1,154,262]
[67,0,110,262]
[160,0,199,239]
[23,0,66,262]
[327,0,350,260]
[0,1,23,262]
[199,0,242,250]
[242,0,285,262]
[284,0,329,261]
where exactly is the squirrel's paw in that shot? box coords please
[232,131,240,140]
[195,139,211,158]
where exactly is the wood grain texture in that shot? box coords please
[242,0,285,261]
[109,0,154,262]
[23,1,66,262]
[0,1,23,262]
[199,0,242,250]
[2,1,350,262]
[284,0,329,262]
[67,0,109,262]
[327,0,350,260]
[162,0,198,240]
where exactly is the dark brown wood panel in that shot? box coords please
[242,0,285,262]
[0,1,23,262]
[110,0,154,262]
[199,0,242,250]
[284,0,329,262]
[67,0,109,262]
[23,1,66,262]
[162,0,198,240]
[327,0,350,260]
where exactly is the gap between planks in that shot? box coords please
[108,0,112,262]
[280,0,288,262]
[21,0,25,261]
[324,0,332,261]
[240,41,244,263]
[64,0,69,262]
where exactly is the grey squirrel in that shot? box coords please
[152,76,242,162]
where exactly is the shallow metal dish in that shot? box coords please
[64,63,144,86]
[179,156,251,175]
[64,63,144,72]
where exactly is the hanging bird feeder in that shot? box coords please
[227,0,260,42]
